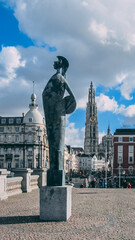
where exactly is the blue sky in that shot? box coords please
[1,0,135,147]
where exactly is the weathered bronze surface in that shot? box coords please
[42,56,76,185]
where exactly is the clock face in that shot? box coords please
[90,116,96,122]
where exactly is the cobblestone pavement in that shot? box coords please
[0,188,135,240]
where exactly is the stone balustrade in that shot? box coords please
[31,175,39,190]
[0,168,47,201]
[7,177,23,197]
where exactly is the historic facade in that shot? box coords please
[84,82,98,156]
[84,82,113,171]
[0,93,49,170]
[113,129,135,175]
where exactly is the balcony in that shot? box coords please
[6,154,13,160]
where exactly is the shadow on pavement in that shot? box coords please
[0,215,41,225]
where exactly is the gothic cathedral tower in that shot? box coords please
[84,82,98,156]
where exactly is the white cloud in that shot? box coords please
[0,46,25,87]
[77,96,87,109]
[65,122,84,147]
[96,94,118,112]
[89,20,115,44]
[99,131,106,143]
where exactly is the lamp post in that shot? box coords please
[66,160,70,183]
[36,127,42,169]
[119,163,121,188]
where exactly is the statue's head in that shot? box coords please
[53,56,69,76]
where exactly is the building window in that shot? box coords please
[28,161,32,168]
[15,148,19,155]
[8,162,11,169]
[129,145,133,153]
[7,148,11,154]
[0,135,4,142]
[1,118,6,124]
[128,166,133,174]
[15,135,19,142]
[15,162,19,168]
[118,154,123,163]
[28,127,32,131]
[15,127,19,132]
[16,118,21,124]
[129,156,133,163]
[28,135,33,142]
[118,145,123,153]
[129,137,133,142]
[29,118,32,123]
[9,118,14,124]
[0,127,4,132]
[8,135,12,142]
[28,148,33,156]
[118,137,122,142]
[0,161,3,168]
[7,127,12,133]
[0,148,4,155]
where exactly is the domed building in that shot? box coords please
[0,93,49,170]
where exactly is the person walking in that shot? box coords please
[128,182,131,189]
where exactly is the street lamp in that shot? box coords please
[66,160,70,183]
[36,127,42,169]
[119,163,121,188]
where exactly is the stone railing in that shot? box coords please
[7,177,23,197]
[31,175,39,190]
[0,168,47,200]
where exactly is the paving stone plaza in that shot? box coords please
[0,188,135,240]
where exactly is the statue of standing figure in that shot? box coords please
[42,56,76,186]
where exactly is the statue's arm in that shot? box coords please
[65,81,75,99]
[64,81,76,114]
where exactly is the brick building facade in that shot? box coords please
[113,129,135,175]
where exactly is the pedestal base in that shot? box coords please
[40,185,72,221]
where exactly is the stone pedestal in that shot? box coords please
[13,168,33,193]
[33,168,47,187]
[0,169,10,200]
[40,185,72,221]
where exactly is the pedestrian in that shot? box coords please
[128,183,131,189]
[123,179,127,188]
[91,178,96,188]
[80,183,84,188]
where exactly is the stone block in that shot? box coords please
[0,169,10,200]
[33,168,47,187]
[13,168,33,192]
[40,185,72,221]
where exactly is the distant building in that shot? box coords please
[0,93,49,170]
[84,82,98,156]
[64,145,80,174]
[113,129,135,175]
[84,82,113,167]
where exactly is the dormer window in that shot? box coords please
[16,118,21,124]
[9,118,14,124]
[29,118,32,123]
[1,118,6,124]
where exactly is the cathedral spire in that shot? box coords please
[107,124,111,135]
[84,82,98,156]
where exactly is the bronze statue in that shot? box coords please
[42,56,76,185]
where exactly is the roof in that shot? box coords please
[114,128,135,135]
[23,93,44,125]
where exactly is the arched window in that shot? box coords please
[128,166,133,175]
